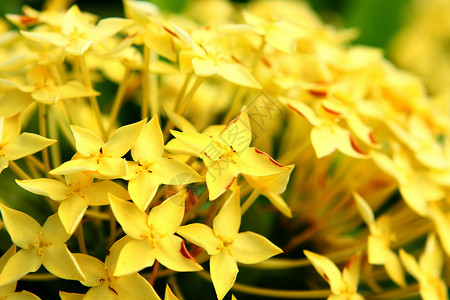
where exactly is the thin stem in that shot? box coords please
[176,76,204,115]
[108,67,132,134]
[108,206,117,247]
[22,273,58,281]
[76,223,87,254]
[142,45,150,120]
[38,103,51,174]
[197,271,330,299]
[9,161,31,180]
[149,51,159,117]
[168,276,185,300]
[182,190,208,224]
[240,188,260,215]
[223,87,246,124]
[78,55,106,139]
[48,106,61,169]
[85,209,110,220]
[149,261,160,286]
[365,284,419,300]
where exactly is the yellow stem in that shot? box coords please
[9,161,31,180]
[142,45,150,120]
[176,76,204,115]
[108,206,117,247]
[223,87,247,124]
[197,271,330,298]
[149,51,159,117]
[47,106,61,169]
[365,284,419,300]
[182,190,208,224]
[78,55,106,140]
[108,67,132,135]
[240,188,260,215]
[85,208,110,220]
[22,273,58,281]
[76,223,87,254]
[38,103,51,174]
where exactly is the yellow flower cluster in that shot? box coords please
[0,0,448,299]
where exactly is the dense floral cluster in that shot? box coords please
[0,0,449,299]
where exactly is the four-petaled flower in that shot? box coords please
[177,188,283,300]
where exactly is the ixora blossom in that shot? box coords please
[0,206,84,285]
[177,188,282,300]
[109,190,202,276]
[399,233,448,300]
[124,115,202,211]
[354,192,405,287]
[304,250,363,300]
[20,5,134,56]
[16,172,129,234]
[169,107,289,200]
[50,119,146,178]
[0,114,55,174]
[0,246,40,299]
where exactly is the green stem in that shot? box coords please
[240,188,260,215]
[365,284,419,300]
[22,273,58,281]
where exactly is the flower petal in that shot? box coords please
[147,190,185,236]
[58,195,89,234]
[87,18,134,42]
[42,213,71,244]
[353,192,375,226]
[114,239,155,276]
[84,284,117,300]
[0,204,40,249]
[399,249,421,280]
[42,243,85,281]
[152,157,202,185]
[96,157,128,178]
[113,273,160,300]
[206,160,238,200]
[303,250,345,295]
[4,133,56,161]
[0,249,41,286]
[16,178,70,201]
[231,231,282,264]
[153,235,202,272]
[131,116,164,163]
[218,108,252,153]
[103,119,146,158]
[217,62,261,89]
[73,253,105,287]
[192,58,217,77]
[50,157,99,175]
[213,188,240,241]
[85,180,130,206]
[210,250,238,300]
[71,126,104,157]
[236,147,287,176]
[59,291,85,300]
[385,250,406,287]
[310,126,338,158]
[177,223,222,256]
[109,194,149,239]
[264,192,292,218]
[128,171,160,211]
[170,130,214,155]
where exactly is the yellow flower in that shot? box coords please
[243,164,294,217]
[0,207,85,285]
[124,115,202,211]
[50,119,146,178]
[354,192,405,287]
[108,190,202,276]
[21,5,134,56]
[170,107,289,200]
[0,245,41,299]
[17,172,129,234]
[400,233,448,300]
[304,250,364,300]
[0,114,56,174]
[73,236,160,299]
[177,188,282,300]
